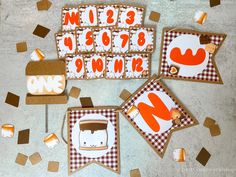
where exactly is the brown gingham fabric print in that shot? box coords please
[160,29,225,83]
[121,77,198,157]
[68,108,119,173]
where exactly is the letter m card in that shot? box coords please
[62,7,80,31]
[120,75,198,157]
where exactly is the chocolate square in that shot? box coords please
[5,92,20,107]
[33,24,50,38]
[196,147,211,166]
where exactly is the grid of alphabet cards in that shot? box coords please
[55,4,156,80]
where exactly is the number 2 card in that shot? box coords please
[97,5,119,27]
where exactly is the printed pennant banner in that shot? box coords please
[158,28,226,84]
[120,75,199,157]
[68,107,120,174]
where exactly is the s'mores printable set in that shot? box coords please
[56,4,155,80]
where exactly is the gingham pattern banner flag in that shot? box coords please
[159,28,226,84]
[121,75,199,157]
[68,107,120,174]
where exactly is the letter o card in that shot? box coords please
[125,53,150,79]
[66,54,86,79]
[159,28,226,84]
[129,27,155,53]
[120,75,199,157]
[79,5,98,27]
[93,28,112,53]
[62,7,80,31]
[76,27,95,53]
[68,106,120,174]
[112,28,130,53]
[84,53,106,79]
[106,54,125,79]
[55,31,76,58]
[118,5,144,28]
[97,5,119,27]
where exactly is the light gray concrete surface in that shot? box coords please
[0,0,236,177]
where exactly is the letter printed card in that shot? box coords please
[97,5,119,27]
[118,5,144,28]
[84,53,106,79]
[55,31,77,58]
[62,7,80,31]
[125,53,151,79]
[68,106,120,174]
[106,54,125,79]
[66,54,86,80]
[159,28,226,84]
[120,75,199,157]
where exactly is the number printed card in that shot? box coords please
[84,53,106,79]
[129,27,155,53]
[112,28,130,53]
[125,53,151,79]
[106,54,125,79]
[79,5,98,27]
[62,7,80,31]
[76,27,95,53]
[118,5,144,28]
[66,54,86,80]
[93,28,112,53]
[97,5,119,27]
[55,31,77,58]
[56,4,156,80]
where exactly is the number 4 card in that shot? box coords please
[120,75,199,157]
[79,5,98,27]
[55,31,77,58]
